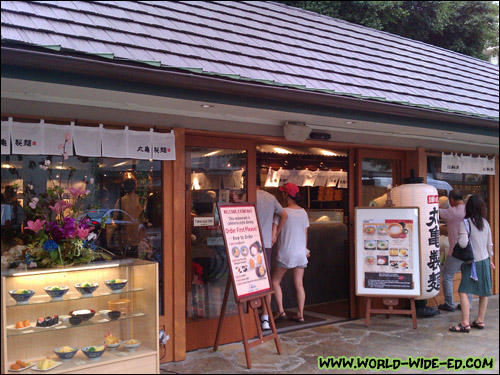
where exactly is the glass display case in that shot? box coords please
[1,259,158,374]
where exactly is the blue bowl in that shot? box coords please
[9,289,35,304]
[44,286,69,300]
[81,346,106,360]
[75,283,99,296]
[105,279,128,293]
[54,347,78,360]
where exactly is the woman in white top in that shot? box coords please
[449,195,495,333]
[272,183,309,323]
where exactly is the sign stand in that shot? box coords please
[213,202,281,369]
[364,297,417,329]
[214,278,281,369]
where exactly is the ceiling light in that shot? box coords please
[274,147,291,154]
[2,164,13,169]
[345,121,356,124]
[201,104,214,108]
[321,150,337,156]
[203,150,220,157]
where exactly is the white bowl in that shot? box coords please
[122,340,141,352]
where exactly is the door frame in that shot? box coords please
[184,134,257,351]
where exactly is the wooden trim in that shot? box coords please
[492,158,499,294]
[348,150,356,318]
[173,128,186,361]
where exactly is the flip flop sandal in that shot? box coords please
[471,320,485,329]
[291,315,305,323]
[274,312,287,321]
[449,323,470,333]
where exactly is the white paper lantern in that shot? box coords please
[391,183,440,300]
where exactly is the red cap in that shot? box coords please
[279,183,299,198]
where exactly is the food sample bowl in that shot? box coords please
[74,283,99,296]
[104,342,121,351]
[9,289,35,304]
[104,279,128,293]
[107,310,121,320]
[108,299,130,316]
[81,346,106,360]
[53,346,78,360]
[69,309,95,321]
[123,340,141,352]
[44,286,69,300]
[68,316,83,326]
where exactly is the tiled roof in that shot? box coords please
[1,1,498,119]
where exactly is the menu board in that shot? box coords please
[218,203,271,300]
[355,207,421,297]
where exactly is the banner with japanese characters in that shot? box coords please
[128,128,153,159]
[152,131,176,160]
[218,203,271,300]
[11,121,44,155]
[355,207,421,297]
[1,120,12,154]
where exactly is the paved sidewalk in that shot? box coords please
[161,295,499,374]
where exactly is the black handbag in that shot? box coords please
[452,219,474,262]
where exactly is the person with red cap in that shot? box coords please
[272,183,309,323]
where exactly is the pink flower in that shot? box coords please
[40,165,48,170]
[58,144,64,150]
[68,187,90,198]
[25,219,46,233]
[75,226,92,239]
[49,200,72,214]
[64,133,72,142]
[28,197,39,209]
[63,152,69,160]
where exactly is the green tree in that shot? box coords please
[278,1,499,60]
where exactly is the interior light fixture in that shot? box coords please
[2,164,13,169]
[320,150,337,156]
[13,262,120,276]
[203,150,220,157]
[345,121,356,125]
[274,147,292,154]
[201,104,214,108]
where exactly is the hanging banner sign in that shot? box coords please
[152,131,176,161]
[218,203,271,300]
[1,119,12,154]
[326,171,340,187]
[128,128,152,160]
[264,167,280,187]
[338,171,348,189]
[481,156,495,175]
[302,169,318,187]
[313,171,329,187]
[441,153,462,174]
[102,127,128,158]
[355,207,421,297]
[73,125,102,157]
[43,123,73,156]
[11,121,44,155]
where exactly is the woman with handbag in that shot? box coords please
[449,195,495,333]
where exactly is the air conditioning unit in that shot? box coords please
[283,121,311,142]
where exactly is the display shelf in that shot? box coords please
[6,312,148,338]
[6,288,145,309]
[1,259,159,374]
[5,346,157,374]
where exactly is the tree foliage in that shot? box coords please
[277,1,499,59]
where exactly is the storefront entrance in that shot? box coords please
[184,135,355,350]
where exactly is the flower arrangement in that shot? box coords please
[3,133,111,269]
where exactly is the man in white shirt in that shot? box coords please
[256,173,287,330]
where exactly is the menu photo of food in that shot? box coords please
[364,240,376,250]
[363,225,376,235]
[376,256,388,266]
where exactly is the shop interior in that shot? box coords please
[186,144,351,331]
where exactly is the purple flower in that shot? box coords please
[62,216,77,239]
[47,221,65,242]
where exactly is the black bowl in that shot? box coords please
[107,310,121,320]
[69,316,83,326]
[69,309,95,321]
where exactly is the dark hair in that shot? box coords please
[123,178,137,193]
[284,190,304,208]
[449,190,463,201]
[465,195,487,231]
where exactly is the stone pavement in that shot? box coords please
[160,295,499,374]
